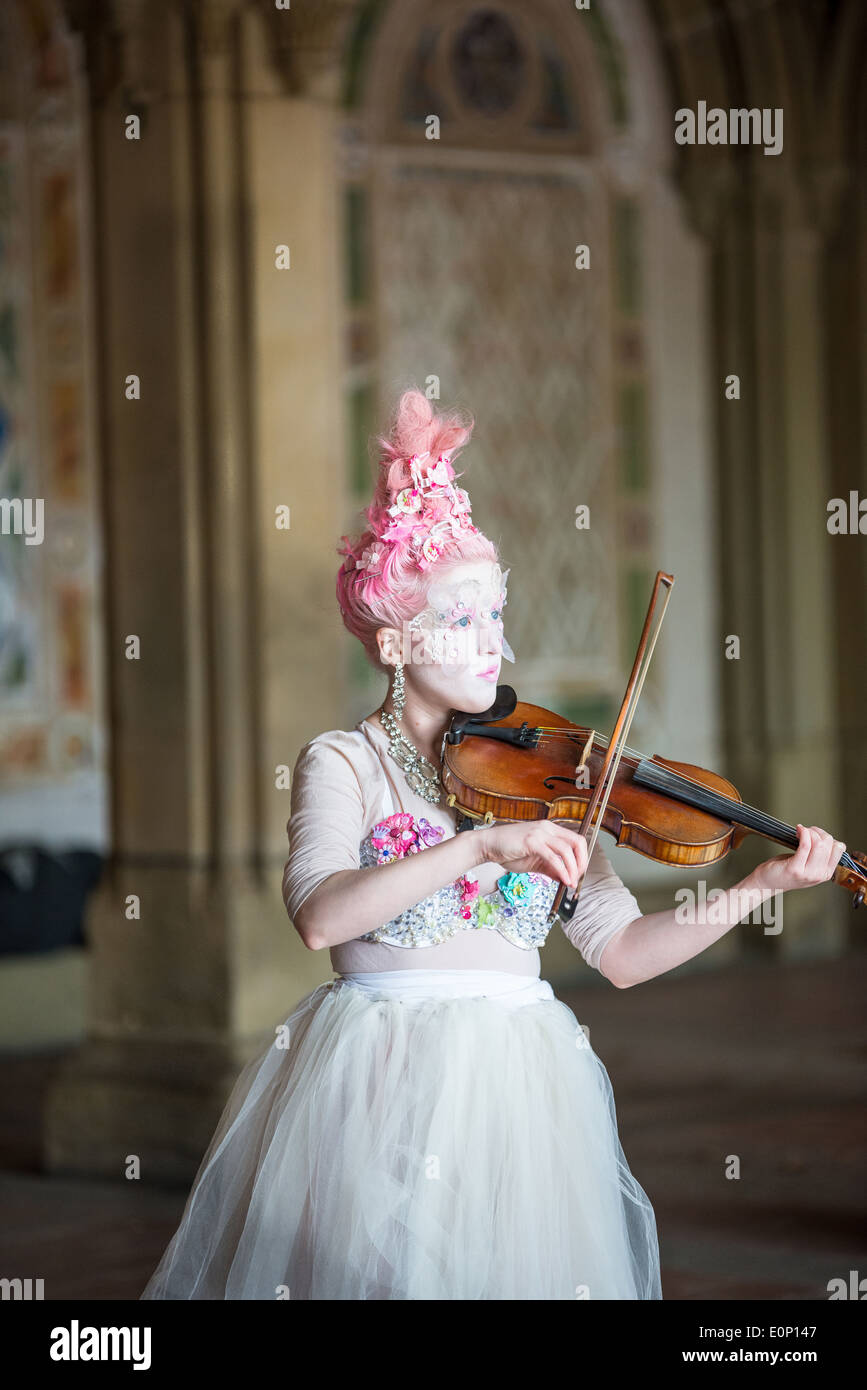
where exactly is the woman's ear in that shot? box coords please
[376,625,402,667]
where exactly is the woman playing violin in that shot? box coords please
[141,388,845,1302]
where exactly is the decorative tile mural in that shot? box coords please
[375,163,618,696]
[0,13,102,808]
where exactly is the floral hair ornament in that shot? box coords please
[408,563,515,663]
[378,450,481,572]
[354,541,385,575]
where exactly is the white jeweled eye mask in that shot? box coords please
[407,566,515,664]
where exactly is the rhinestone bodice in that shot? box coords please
[357,827,560,951]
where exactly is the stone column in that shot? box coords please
[773,196,846,956]
[46,0,346,1181]
[822,164,867,944]
[691,155,846,960]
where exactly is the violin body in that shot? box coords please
[442,692,867,904]
[443,701,744,869]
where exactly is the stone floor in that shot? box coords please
[1,955,864,1300]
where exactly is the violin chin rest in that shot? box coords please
[456,684,517,725]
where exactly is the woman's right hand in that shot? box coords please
[478,819,589,889]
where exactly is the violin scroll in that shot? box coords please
[838,849,867,907]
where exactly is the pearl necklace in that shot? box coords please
[378,707,443,804]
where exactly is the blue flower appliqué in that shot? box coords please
[497,871,536,906]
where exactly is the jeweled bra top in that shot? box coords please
[357,778,559,951]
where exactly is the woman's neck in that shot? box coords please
[399,706,451,768]
[369,699,451,768]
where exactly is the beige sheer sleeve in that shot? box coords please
[557,840,642,976]
[282,732,371,924]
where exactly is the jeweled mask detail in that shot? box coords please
[406,564,515,665]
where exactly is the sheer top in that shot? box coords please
[282,716,642,981]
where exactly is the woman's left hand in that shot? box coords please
[750,824,846,894]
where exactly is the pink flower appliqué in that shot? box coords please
[371,812,444,863]
[456,873,480,919]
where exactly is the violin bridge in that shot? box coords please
[577,730,595,769]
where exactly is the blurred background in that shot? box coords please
[0,0,864,1299]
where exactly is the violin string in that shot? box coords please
[524,726,862,876]
[529,726,801,834]
[530,728,645,760]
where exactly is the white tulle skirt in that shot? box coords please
[140,969,661,1300]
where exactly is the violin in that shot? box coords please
[441,573,867,923]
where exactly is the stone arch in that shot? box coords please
[351,0,609,150]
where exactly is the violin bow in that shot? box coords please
[547,571,675,926]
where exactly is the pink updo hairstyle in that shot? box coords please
[337,388,500,668]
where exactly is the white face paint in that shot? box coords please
[400,559,514,716]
